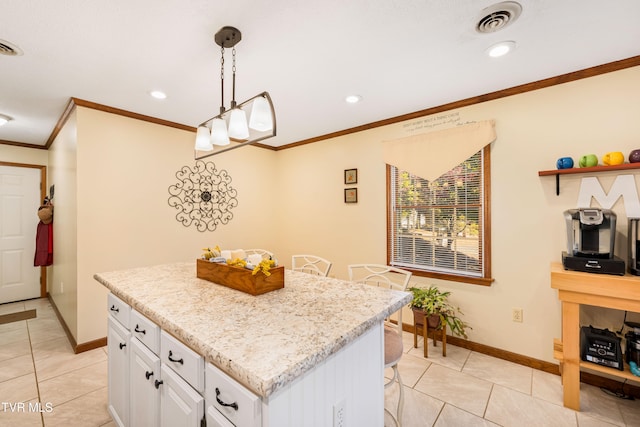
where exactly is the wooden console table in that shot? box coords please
[551,262,640,410]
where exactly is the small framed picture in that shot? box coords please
[344,188,358,203]
[344,168,358,184]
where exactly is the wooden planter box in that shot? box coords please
[196,259,284,296]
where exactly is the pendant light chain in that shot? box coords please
[231,46,237,108]
[219,46,225,114]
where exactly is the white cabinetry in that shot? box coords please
[129,337,160,427]
[205,363,260,427]
[107,295,130,427]
[105,290,384,427]
[107,295,206,427]
[158,330,205,426]
[159,364,204,427]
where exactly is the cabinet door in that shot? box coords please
[206,405,235,427]
[108,316,130,427]
[159,364,204,427]
[130,338,160,427]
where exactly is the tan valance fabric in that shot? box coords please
[382,120,496,181]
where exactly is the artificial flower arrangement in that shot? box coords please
[201,246,276,276]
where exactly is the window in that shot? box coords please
[387,145,492,285]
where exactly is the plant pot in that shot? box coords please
[411,307,441,329]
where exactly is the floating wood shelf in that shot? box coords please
[538,163,640,195]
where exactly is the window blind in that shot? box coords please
[389,150,484,277]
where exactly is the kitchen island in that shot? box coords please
[95,261,411,426]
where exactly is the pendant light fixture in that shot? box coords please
[195,26,276,158]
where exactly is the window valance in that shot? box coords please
[382,120,496,181]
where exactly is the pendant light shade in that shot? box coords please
[194,26,276,158]
[249,96,273,132]
[195,126,213,151]
[210,118,230,146]
[227,108,249,140]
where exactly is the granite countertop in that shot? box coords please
[94,261,411,398]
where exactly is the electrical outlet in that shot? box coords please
[60,281,64,293]
[512,308,523,323]
[333,399,346,427]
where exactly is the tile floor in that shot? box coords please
[1,297,640,426]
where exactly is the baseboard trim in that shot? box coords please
[76,337,107,353]
[47,293,107,354]
[404,323,640,399]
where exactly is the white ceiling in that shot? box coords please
[1,0,639,148]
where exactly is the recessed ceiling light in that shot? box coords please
[486,41,516,58]
[345,95,362,104]
[150,90,167,99]
[0,113,12,126]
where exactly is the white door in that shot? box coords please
[0,165,41,304]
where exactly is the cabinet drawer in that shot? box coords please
[107,293,130,329]
[160,331,204,393]
[131,310,160,355]
[205,363,261,427]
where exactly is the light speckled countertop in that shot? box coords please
[94,262,411,398]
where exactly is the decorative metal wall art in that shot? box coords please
[168,160,238,232]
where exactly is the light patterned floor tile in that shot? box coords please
[531,368,564,406]
[385,351,431,388]
[414,363,492,416]
[0,354,35,383]
[0,324,30,346]
[41,386,110,427]
[0,398,45,426]
[384,384,444,427]
[0,373,39,403]
[435,403,500,427]
[0,337,31,363]
[30,336,74,361]
[462,351,533,394]
[38,360,108,407]
[34,347,107,382]
[485,384,578,427]
[578,383,626,426]
[0,301,26,315]
[408,340,471,372]
[617,396,640,426]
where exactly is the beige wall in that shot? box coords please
[275,66,640,363]
[72,107,278,344]
[0,144,48,166]
[48,110,79,339]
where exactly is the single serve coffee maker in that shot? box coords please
[562,208,625,275]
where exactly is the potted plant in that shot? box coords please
[408,286,471,339]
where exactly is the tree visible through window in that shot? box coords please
[387,146,491,285]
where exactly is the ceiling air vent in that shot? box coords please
[476,1,522,34]
[0,39,23,56]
